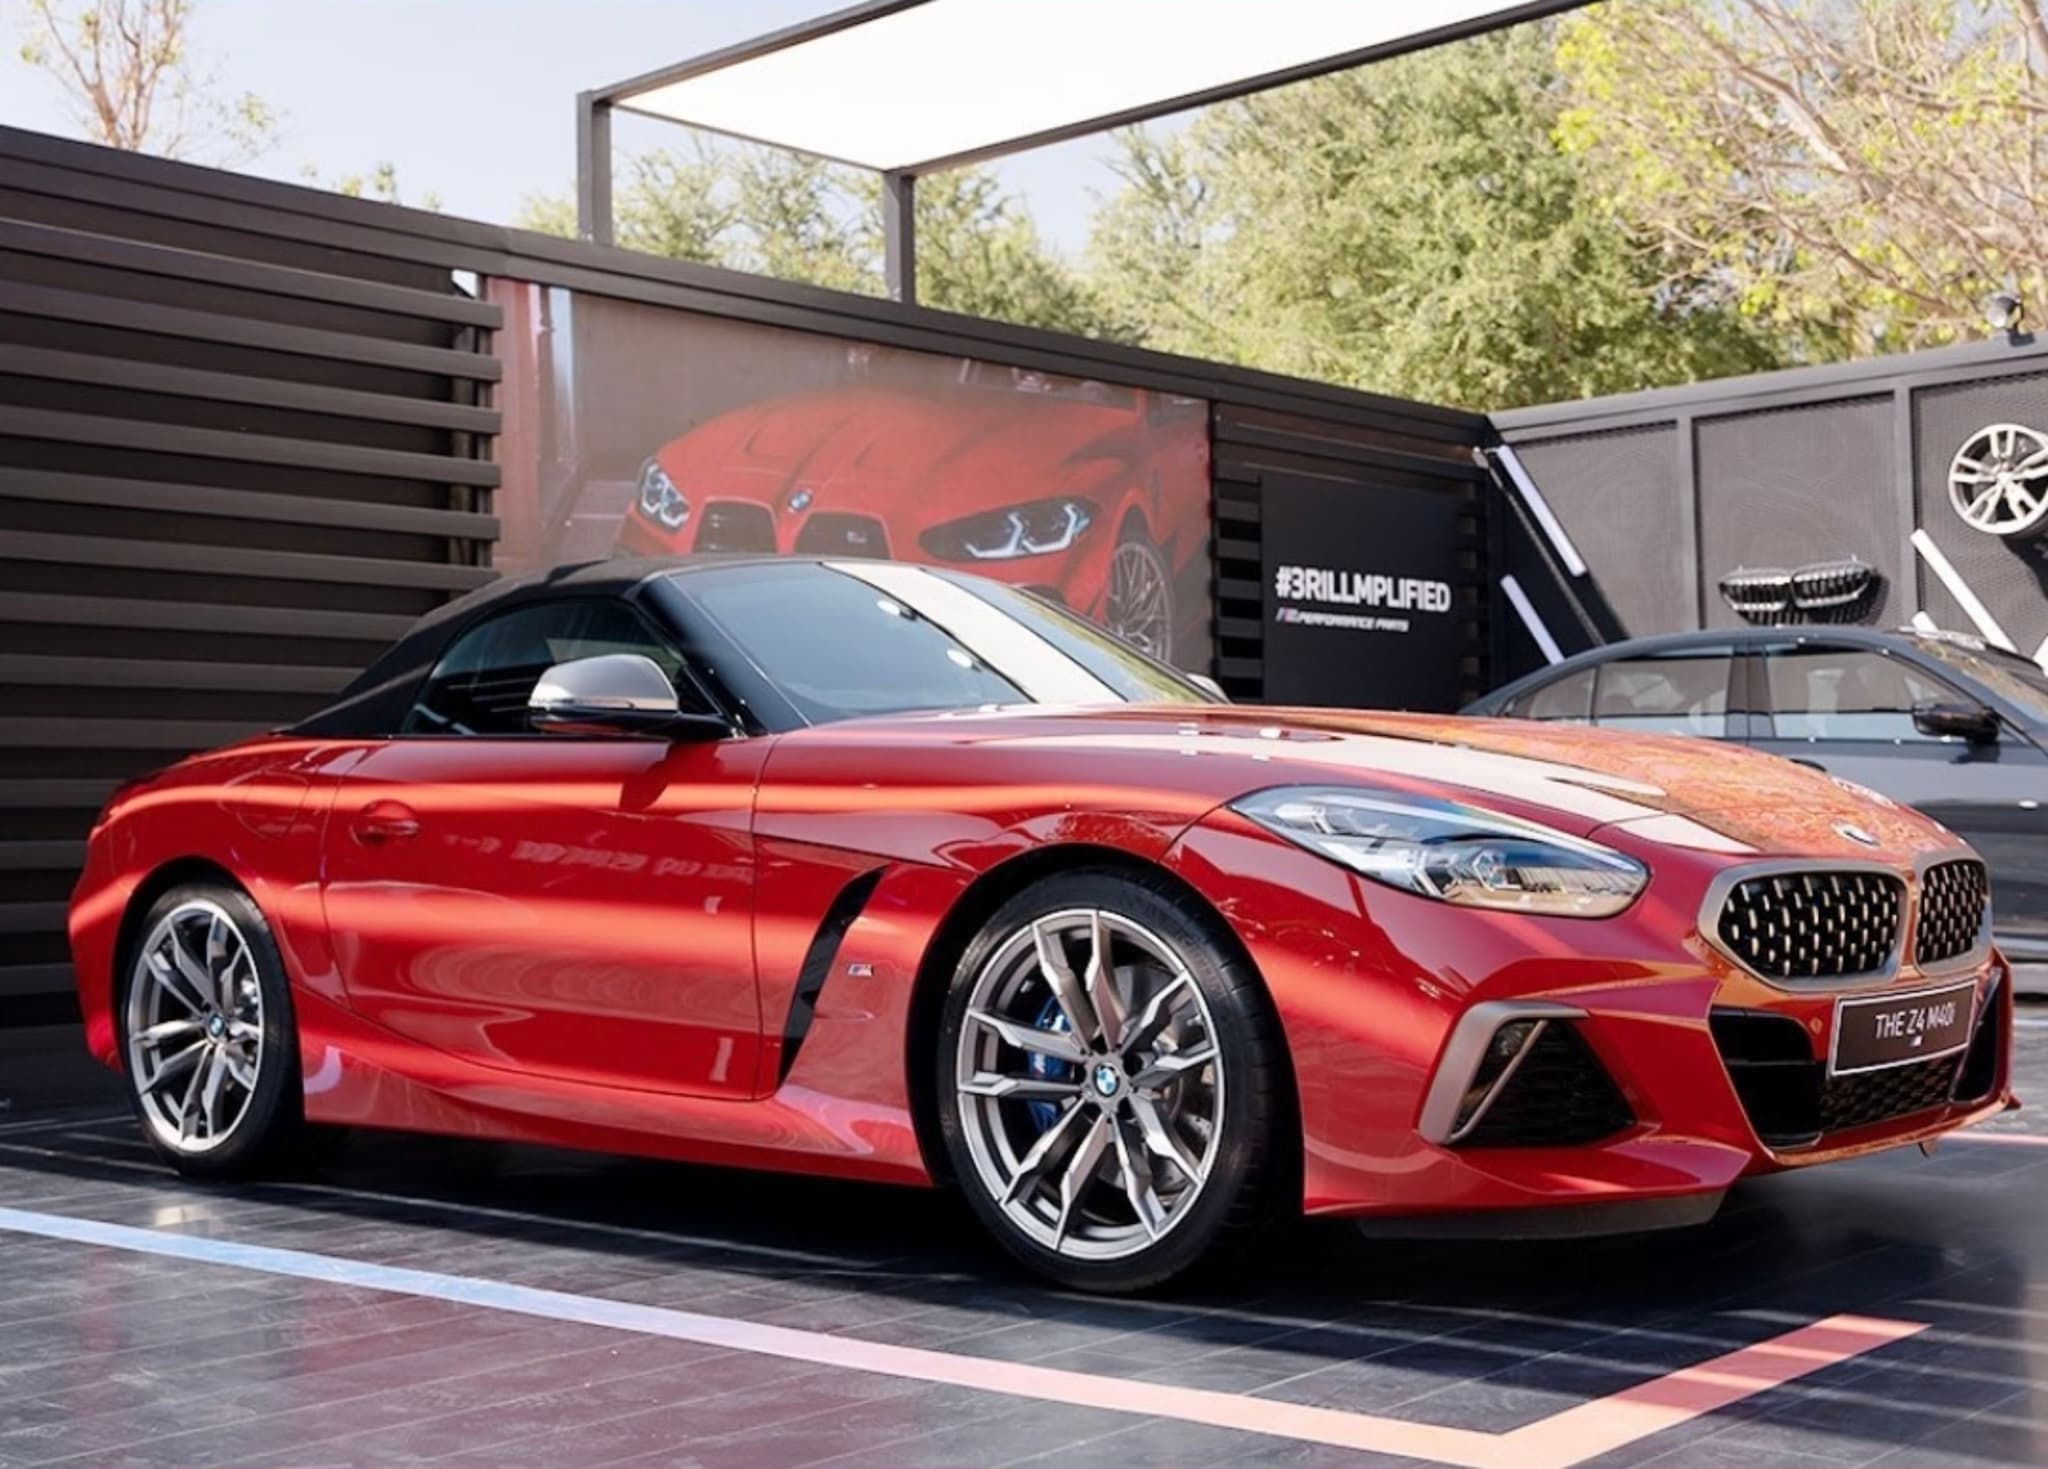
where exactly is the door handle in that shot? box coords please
[351,799,421,845]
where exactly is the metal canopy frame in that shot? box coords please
[577,0,1586,303]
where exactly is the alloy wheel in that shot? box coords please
[1105,538,1173,661]
[954,908,1223,1261]
[124,899,265,1154]
[1948,423,2048,537]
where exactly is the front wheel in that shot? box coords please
[937,869,1289,1292]
[117,883,308,1176]
[1104,526,1174,664]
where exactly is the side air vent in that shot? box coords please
[1714,870,1903,982]
[1917,858,1990,967]
[1455,1023,1634,1148]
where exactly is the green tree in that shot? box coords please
[1086,21,1783,408]
[1557,0,2048,355]
[519,145,1115,335]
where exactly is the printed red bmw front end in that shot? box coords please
[612,377,1210,662]
[66,559,2014,1293]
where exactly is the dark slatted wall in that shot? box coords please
[0,138,501,1021]
[1209,402,1490,703]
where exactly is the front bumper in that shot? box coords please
[1165,810,2015,1221]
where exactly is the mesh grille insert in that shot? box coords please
[694,503,776,553]
[1716,870,1902,981]
[1819,1056,1959,1134]
[1916,859,1989,966]
[793,513,889,558]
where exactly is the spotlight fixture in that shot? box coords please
[1983,290,2025,335]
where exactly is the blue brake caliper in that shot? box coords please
[1025,995,1077,1133]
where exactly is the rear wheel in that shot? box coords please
[117,883,307,1176]
[937,868,1287,1292]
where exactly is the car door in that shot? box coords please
[1747,642,2046,890]
[322,595,768,1098]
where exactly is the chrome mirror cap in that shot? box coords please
[529,653,684,736]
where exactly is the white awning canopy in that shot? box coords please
[592,0,1581,175]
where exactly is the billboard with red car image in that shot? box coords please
[490,282,1212,670]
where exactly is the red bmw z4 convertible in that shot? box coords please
[69,557,2014,1291]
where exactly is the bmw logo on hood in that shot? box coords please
[786,487,814,513]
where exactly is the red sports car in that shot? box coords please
[611,372,1209,664]
[69,558,2013,1292]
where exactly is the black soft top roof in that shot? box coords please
[291,555,766,737]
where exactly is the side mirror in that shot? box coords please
[529,654,729,740]
[1188,673,1229,702]
[1912,699,1999,744]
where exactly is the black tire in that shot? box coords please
[114,881,310,1177]
[936,867,1290,1293]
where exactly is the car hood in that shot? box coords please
[844,704,1954,860]
[652,386,1155,520]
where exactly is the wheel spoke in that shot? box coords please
[135,1018,201,1049]
[969,1009,1089,1064]
[1129,1092,1203,1181]
[1052,1110,1113,1249]
[1133,1043,1217,1091]
[169,927,219,1012]
[198,1046,228,1135]
[175,1048,211,1140]
[222,1049,258,1090]
[1033,919,1100,1046]
[137,1039,208,1096]
[1124,972,1193,1053]
[226,1019,261,1043]
[1082,911,1125,1051]
[959,1071,1082,1101]
[146,950,207,1015]
[1111,1116,1167,1240]
[1002,1100,1090,1205]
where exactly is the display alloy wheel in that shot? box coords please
[1948,423,2048,539]
[1105,530,1174,663]
[939,870,1286,1292]
[119,884,306,1175]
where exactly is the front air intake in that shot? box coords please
[1712,1005,1972,1148]
[1715,870,1903,982]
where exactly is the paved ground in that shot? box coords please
[0,1015,2045,1469]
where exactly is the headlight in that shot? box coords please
[919,497,1094,561]
[637,458,689,531]
[1233,786,1647,918]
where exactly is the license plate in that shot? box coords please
[1831,982,1977,1076]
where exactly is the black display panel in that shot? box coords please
[1260,473,1466,710]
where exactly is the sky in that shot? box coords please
[0,0,1131,254]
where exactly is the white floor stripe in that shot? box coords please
[0,1205,1928,1469]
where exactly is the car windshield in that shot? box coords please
[1912,637,2048,723]
[669,561,1213,727]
